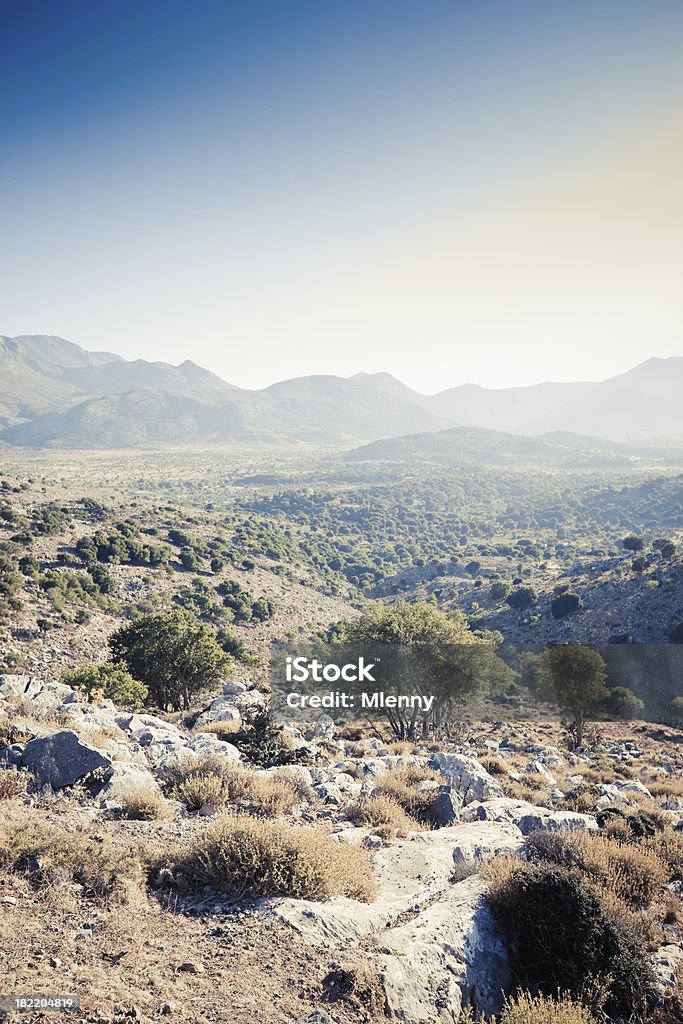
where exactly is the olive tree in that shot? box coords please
[109,609,231,710]
[340,601,511,739]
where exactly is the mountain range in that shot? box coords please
[0,335,681,448]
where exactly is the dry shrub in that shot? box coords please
[501,779,552,808]
[0,770,27,800]
[374,766,444,824]
[525,830,667,909]
[644,828,683,879]
[386,740,415,755]
[271,766,315,803]
[479,755,508,777]
[178,811,377,901]
[601,815,631,841]
[197,719,242,739]
[561,789,600,815]
[663,895,680,925]
[347,793,419,839]
[485,858,654,1017]
[120,787,170,821]
[499,991,599,1024]
[173,758,303,817]
[221,765,301,816]
[174,771,227,811]
[644,776,683,800]
[0,819,143,902]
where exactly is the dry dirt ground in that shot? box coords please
[0,858,385,1024]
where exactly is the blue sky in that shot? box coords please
[1,0,682,391]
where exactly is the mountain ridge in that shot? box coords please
[0,335,681,447]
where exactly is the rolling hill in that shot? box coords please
[344,425,672,469]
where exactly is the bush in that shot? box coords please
[506,587,538,610]
[62,663,148,709]
[602,686,644,721]
[173,762,301,817]
[644,828,683,879]
[374,766,444,825]
[347,793,419,838]
[0,819,143,902]
[231,709,310,767]
[220,765,301,817]
[486,860,654,1016]
[174,771,227,812]
[663,696,683,727]
[177,812,377,900]
[499,991,599,1023]
[120,788,170,821]
[550,592,583,619]
[524,830,667,909]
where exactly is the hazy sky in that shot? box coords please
[2,0,682,393]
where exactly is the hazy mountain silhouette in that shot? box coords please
[0,335,681,446]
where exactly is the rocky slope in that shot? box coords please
[2,672,682,1023]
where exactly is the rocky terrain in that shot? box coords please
[2,671,683,1023]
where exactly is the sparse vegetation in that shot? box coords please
[176,812,377,901]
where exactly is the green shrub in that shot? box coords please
[486,860,654,1017]
[62,663,148,709]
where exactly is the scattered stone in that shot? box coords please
[652,944,683,993]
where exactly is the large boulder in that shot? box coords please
[378,876,510,1021]
[264,821,521,1020]
[28,682,75,711]
[428,753,504,805]
[96,762,162,806]
[21,730,112,788]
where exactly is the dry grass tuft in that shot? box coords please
[120,787,171,821]
[0,770,27,800]
[347,793,420,839]
[177,811,377,901]
[196,719,242,739]
[643,828,683,879]
[172,761,302,817]
[501,778,553,808]
[174,771,227,812]
[499,991,599,1023]
[374,766,444,824]
[479,754,509,777]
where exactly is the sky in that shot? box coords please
[1,0,682,393]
